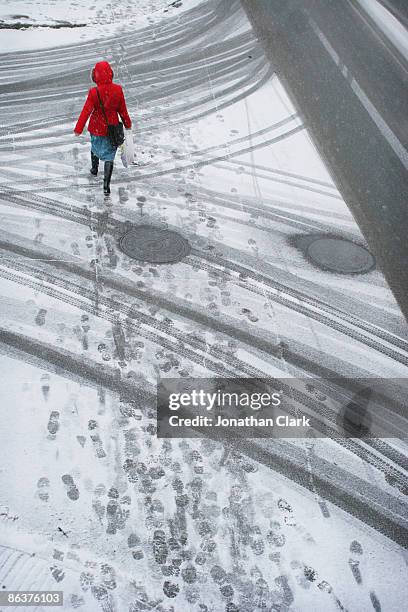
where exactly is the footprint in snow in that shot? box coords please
[50,565,65,583]
[61,474,80,501]
[97,342,111,361]
[41,373,50,400]
[47,411,60,436]
[241,307,259,323]
[88,420,107,458]
[37,477,50,502]
[348,539,363,584]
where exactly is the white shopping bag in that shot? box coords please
[120,128,135,167]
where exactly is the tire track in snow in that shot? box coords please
[1,251,407,487]
[0,323,407,547]
[0,187,407,362]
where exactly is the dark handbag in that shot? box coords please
[96,88,125,147]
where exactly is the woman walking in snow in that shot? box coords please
[74,61,132,195]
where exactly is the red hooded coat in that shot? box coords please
[74,61,132,136]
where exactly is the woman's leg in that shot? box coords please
[103,161,114,195]
[90,152,99,175]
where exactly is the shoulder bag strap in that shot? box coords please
[96,88,109,126]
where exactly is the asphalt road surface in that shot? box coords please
[242,0,408,322]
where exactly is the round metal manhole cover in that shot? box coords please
[307,238,375,274]
[119,225,191,264]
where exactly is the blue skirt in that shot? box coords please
[91,135,117,161]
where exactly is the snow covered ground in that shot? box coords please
[0,0,198,51]
[0,1,407,611]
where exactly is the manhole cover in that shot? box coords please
[307,238,375,274]
[119,225,191,264]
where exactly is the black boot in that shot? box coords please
[90,152,99,176]
[103,161,114,195]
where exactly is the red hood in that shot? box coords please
[93,61,113,85]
